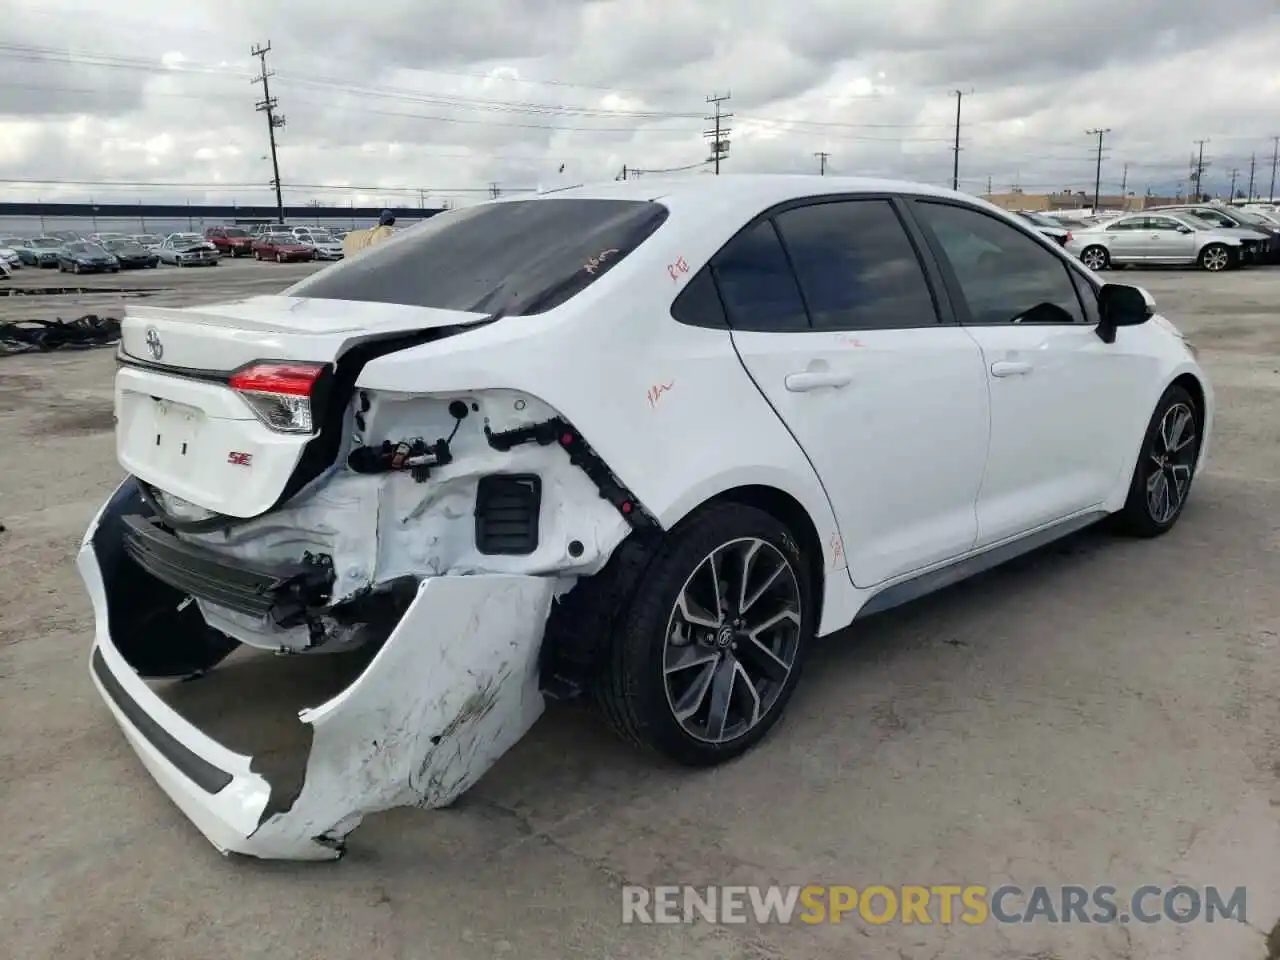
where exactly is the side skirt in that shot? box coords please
[853,509,1110,621]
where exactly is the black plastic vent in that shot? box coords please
[475,474,542,555]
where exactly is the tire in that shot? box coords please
[1080,245,1110,271]
[595,502,815,767]
[1198,243,1232,272]
[1111,384,1202,538]
[276,253,283,263]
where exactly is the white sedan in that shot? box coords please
[80,175,1211,860]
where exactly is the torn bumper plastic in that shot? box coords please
[78,481,556,861]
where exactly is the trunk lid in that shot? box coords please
[116,296,490,518]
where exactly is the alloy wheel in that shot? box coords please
[1081,248,1107,270]
[1146,402,1197,524]
[662,537,803,745]
[1202,247,1229,271]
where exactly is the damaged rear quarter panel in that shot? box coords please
[250,573,555,857]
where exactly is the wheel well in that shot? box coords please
[539,484,828,695]
[1170,372,1206,434]
[700,485,826,628]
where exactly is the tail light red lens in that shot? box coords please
[229,362,325,434]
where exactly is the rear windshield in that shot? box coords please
[285,198,669,316]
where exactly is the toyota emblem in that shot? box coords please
[144,327,163,361]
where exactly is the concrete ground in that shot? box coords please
[1,262,1278,960]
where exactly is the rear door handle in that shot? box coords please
[990,360,1033,378]
[784,371,851,392]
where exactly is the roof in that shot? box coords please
[516,173,970,208]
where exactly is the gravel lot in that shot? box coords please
[2,261,1278,960]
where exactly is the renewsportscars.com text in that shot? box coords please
[621,884,1248,926]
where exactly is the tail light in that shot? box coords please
[1062,232,1072,245]
[229,362,326,434]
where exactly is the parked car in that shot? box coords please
[306,233,345,261]
[15,237,63,267]
[0,245,22,269]
[1148,204,1280,262]
[102,238,160,269]
[0,259,9,280]
[89,232,128,245]
[205,226,256,258]
[57,241,120,274]
[251,232,317,262]
[131,234,164,251]
[1066,212,1248,271]
[82,175,1211,860]
[157,233,219,267]
[1011,210,1071,246]
[1166,212,1274,264]
[49,229,84,243]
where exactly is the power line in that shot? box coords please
[1191,139,1210,201]
[705,93,732,176]
[1271,136,1280,202]
[1086,128,1110,213]
[951,90,969,191]
[250,42,286,224]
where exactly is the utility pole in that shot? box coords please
[951,90,965,190]
[987,175,992,195]
[489,183,501,199]
[616,164,628,181]
[1086,128,1110,214]
[1270,136,1279,203]
[704,93,733,175]
[250,42,286,224]
[814,151,830,175]
[1120,162,1128,198]
[1229,168,1239,199]
[1191,139,1210,201]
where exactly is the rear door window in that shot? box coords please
[772,199,940,331]
[285,198,669,316]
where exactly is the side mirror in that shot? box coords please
[1096,283,1151,343]
[1176,225,1193,234]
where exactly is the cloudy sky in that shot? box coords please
[2,0,1279,209]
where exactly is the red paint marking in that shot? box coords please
[666,256,690,282]
[647,381,675,407]
[831,533,845,564]
[583,248,620,275]
[839,335,867,347]
[227,451,253,466]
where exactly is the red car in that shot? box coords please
[251,233,317,263]
[205,226,256,258]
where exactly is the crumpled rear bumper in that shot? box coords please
[78,482,556,861]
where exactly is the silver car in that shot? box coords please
[1065,212,1246,272]
[1147,205,1278,262]
[157,233,220,267]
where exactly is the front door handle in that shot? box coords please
[785,371,851,392]
[990,360,1033,378]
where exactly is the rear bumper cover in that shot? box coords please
[78,480,556,860]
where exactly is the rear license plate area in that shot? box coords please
[129,395,203,472]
